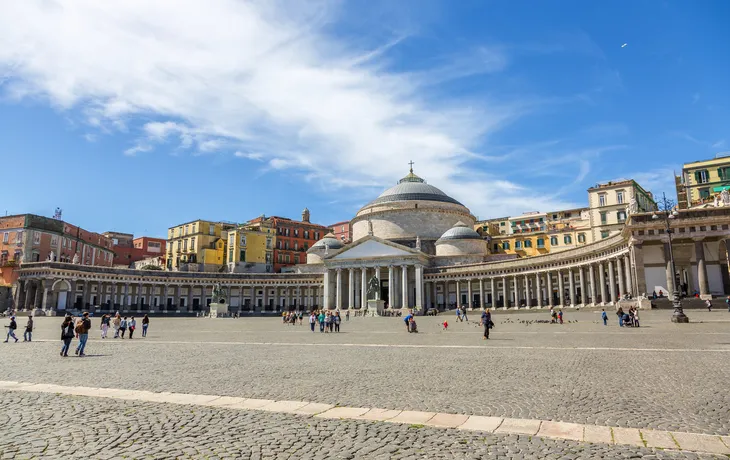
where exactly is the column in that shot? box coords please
[23,281,32,310]
[174,285,181,311]
[513,276,521,308]
[323,269,331,310]
[138,282,143,310]
[361,267,368,309]
[694,239,710,298]
[632,240,647,297]
[263,285,269,311]
[489,278,496,308]
[187,285,194,312]
[557,270,564,307]
[524,274,530,308]
[608,259,617,304]
[162,284,168,311]
[455,280,461,307]
[467,279,473,310]
[401,266,408,309]
[388,265,394,308]
[663,242,675,297]
[348,268,355,310]
[414,265,424,311]
[123,283,130,309]
[42,286,49,311]
[97,281,103,308]
[431,279,436,310]
[479,278,485,310]
[616,258,625,299]
[82,280,90,309]
[576,267,584,306]
[501,277,508,309]
[535,273,542,308]
[624,254,633,297]
[547,272,554,307]
[568,268,576,307]
[335,269,343,310]
[599,262,607,305]
[589,265,597,306]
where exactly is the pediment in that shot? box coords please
[331,239,415,260]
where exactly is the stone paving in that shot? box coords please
[1,311,729,458]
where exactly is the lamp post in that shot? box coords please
[652,193,689,323]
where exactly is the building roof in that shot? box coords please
[362,168,464,208]
[437,221,481,241]
[311,233,345,250]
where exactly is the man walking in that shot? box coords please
[601,309,608,326]
[24,315,33,342]
[481,308,492,340]
[75,312,91,357]
[4,316,18,343]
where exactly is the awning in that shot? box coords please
[712,185,730,192]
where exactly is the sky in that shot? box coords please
[0,0,728,238]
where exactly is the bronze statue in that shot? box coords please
[366,275,380,300]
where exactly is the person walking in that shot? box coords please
[318,310,325,333]
[558,309,564,324]
[616,307,624,327]
[142,315,149,337]
[74,312,91,357]
[481,308,492,340]
[462,306,469,322]
[346,310,350,321]
[334,311,341,332]
[4,316,18,343]
[706,299,712,312]
[112,313,121,338]
[633,309,640,327]
[100,314,110,339]
[128,317,137,339]
[324,312,332,333]
[23,315,33,342]
[309,312,316,332]
[601,309,608,326]
[60,316,75,357]
[120,316,128,339]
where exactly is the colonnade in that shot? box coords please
[323,264,424,310]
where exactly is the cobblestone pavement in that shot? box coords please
[1,311,729,437]
[1,391,726,459]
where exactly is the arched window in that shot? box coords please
[550,236,558,246]
[564,235,572,244]
[524,239,532,248]
[578,233,586,243]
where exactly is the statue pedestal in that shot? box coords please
[209,302,228,318]
[366,300,384,317]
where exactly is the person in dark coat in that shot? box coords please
[481,309,492,340]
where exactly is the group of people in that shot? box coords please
[548,307,564,324]
[308,310,343,332]
[98,313,150,339]
[3,315,33,343]
[455,306,469,322]
[615,307,640,327]
[60,312,150,357]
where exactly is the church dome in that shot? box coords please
[437,221,481,241]
[311,233,344,250]
[363,168,464,208]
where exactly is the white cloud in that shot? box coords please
[0,0,582,218]
[627,167,679,198]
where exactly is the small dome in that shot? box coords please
[437,221,481,241]
[312,232,344,250]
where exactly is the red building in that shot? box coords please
[329,220,352,244]
[104,231,166,267]
[248,208,331,273]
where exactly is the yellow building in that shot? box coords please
[676,155,730,208]
[166,219,235,271]
[226,222,276,273]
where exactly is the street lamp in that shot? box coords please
[652,193,689,323]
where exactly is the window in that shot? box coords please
[294,256,299,264]
[577,233,586,243]
[0,251,7,265]
[524,239,532,248]
[515,241,522,250]
[16,231,23,245]
[177,240,182,250]
[240,235,247,247]
[240,250,245,261]
[493,243,499,252]
[190,237,195,248]
[285,241,289,250]
[294,242,298,250]
[13,250,21,261]
[2,233,7,244]
[228,249,234,262]
[285,228,290,236]
[315,232,320,240]
[598,194,606,206]
[185,225,189,235]
[192,223,197,233]
[33,231,41,245]
[601,230,610,239]
[209,224,215,235]
[500,222,505,226]
[565,212,572,218]
[294,229,299,237]
[502,241,510,250]
[695,170,710,184]
[718,167,730,180]
[266,238,272,249]
[183,239,188,251]
[617,211,627,223]
[564,235,572,244]
[550,236,558,246]
[51,235,58,247]
[278,254,283,263]
[304,230,309,239]
[600,212,607,224]
[304,243,308,250]
[537,238,545,248]
[285,254,290,263]
[616,190,624,204]
[699,188,710,199]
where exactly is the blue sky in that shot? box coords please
[0,0,728,238]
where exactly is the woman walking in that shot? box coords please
[318,310,325,333]
[128,317,136,339]
[60,316,75,357]
[120,316,128,339]
[334,311,341,332]
[309,312,316,332]
[142,315,149,337]
[112,313,121,338]
[481,308,492,340]
[100,314,110,339]
[23,315,33,342]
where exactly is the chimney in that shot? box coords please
[302,207,310,223]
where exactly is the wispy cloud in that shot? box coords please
[673,131,726,151]
[627,167,679,199]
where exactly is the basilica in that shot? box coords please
[11,168,730,315]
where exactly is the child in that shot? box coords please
[558,310,563,324]
[601,309,608,326]
[442,320,448,330]
[408,317,418,333]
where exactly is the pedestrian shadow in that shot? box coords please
[75,354,108,358]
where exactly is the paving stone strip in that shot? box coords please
[1,380,728,456]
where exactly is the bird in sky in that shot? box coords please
[621,43,628,48]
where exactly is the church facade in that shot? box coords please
[11,169,730,315]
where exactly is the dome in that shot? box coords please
[437,221,481,241]
[311,232,344,250]
[363,168,464,207]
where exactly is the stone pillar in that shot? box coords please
[501,277,508,309]
[557,270,564,307]
[361,267,367,309]
[577,267,585,306]
[348,268,355,310]
[632,241,646,296]
[598,262,607,305]
[608,259,617,304]
[694,239,710,298]
[467,279,473,310]
[490,278,496,308]
[547,272,554,307]
[323,269,331,310]
[97,281,103,308]
[616,258,625,299]
[513,276,521,308]
[568,268,576,307]
[589,265,597,306]
[162,284,168,311]
[624,254,633,297]
[479,278,485,310]
[401,266,408,309]
[138,282,143,311]
[388,265,394,309]
[524,274,530,308]
[455,280,461,308]
[431,279,436,310]
[414,265,424,312]
[187,285,194,313]
[263,285,269,311]
[42,286,49,311]
[23,281,32,310]
[335,269,343,310]
[123,283,130,309]
[663,242,675,297]
[535,273,542,308]
[174,285,181,311]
